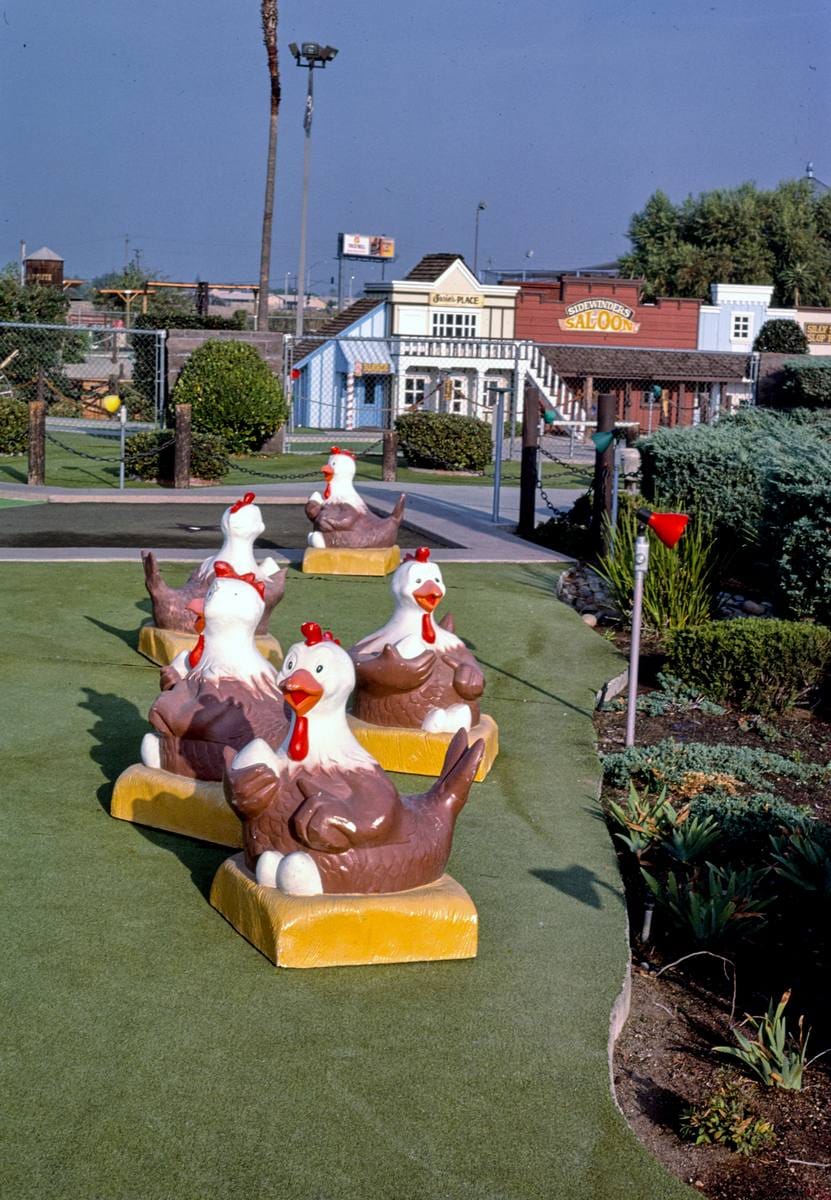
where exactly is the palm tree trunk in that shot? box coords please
[257,1,280,330]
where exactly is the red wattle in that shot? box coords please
[188,634,205,669]
[323,483,331,501]
[288,715,309,761]
[422,614,436,644]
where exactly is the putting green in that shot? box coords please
[0,563,693,1199]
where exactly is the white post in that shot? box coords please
[345,370,355,430]
[118,402,127,491]
[625,533,649,747]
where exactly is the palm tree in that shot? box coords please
[779,261,817,308]
[256,1,281,330]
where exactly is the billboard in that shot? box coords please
[341,233,396,260]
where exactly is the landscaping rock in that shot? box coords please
[582,613,598,627]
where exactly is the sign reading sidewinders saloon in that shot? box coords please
[558,298,641,334]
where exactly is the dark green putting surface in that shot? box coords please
[0,564,693,1200]
[0,503,450,549]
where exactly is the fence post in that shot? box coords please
[174,403,191,489]
[518,378,540,538]
[28,370,46,486]
[382,430,398,482]
[591,391,616,554]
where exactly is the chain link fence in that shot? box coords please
[0,321,166,424]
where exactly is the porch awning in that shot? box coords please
[338,339,393,375]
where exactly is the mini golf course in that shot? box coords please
[1,562,694,1199]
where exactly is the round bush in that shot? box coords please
[668,618,831,715]
[753,319,809,354]
[172,340,287,454]
[0,395,28,454]
[125,429,230,483]
[395,412,492,472]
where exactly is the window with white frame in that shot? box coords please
[404,375,429,406]
[731,312,752,341]
[450,376,466,413]
[431,310,478,338]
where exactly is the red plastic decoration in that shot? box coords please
[187,634,205,670]
[213,560,266,600]
[404,547,431,563]
[300,621,340,647]
[421,614,436,644]
[329,445,356,460]
[288,715,309,761]
[229,491,256,514]
[290,368,300,380]
[646,511,689,549]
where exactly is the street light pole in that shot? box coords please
[473,201,486,278]
[290,41,338,339]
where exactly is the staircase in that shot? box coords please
[523,343,587,430]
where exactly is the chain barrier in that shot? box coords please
[238,438,384,483]
[535,442,595,514]
[45,430,174,463]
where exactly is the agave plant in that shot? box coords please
[607,782,674,859]
[770,831,831,895]
[716,992,810,1090]
[642,863,770,945]
[665,810,721,864]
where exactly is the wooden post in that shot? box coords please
[28,371,46,486]
[382,430,398,481]
[518,378,540,538]
[591,391,616,554]
[174,403,191,489]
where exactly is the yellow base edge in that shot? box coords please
[302,545,401,576]
[111,762,243,848]
[138,624,282,669]
[210,853,478,968]
[348,714,499,781]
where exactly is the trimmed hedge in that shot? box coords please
[125,429,230,483]
[0,395,28,455]
[668,618,831,715]
[779,359,831,409]
[396,412,492,472]
[171,340,286,455]
[753,320,808,353]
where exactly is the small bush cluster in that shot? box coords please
[753,319,809,354]
[668,618,831,715]
[680,1080,776,1154]
[780,358,831,408]
[716,992,810,1090]
[0,395,28,454]
[125,429,230,482]
[171,340,286,455]
[395,412,492,473]
[603,738,830,794]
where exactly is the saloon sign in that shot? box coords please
[558,298,640,334]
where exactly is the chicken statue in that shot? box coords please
[302,447,405,576]
[346,548,499,779]
[139,491,286,666]
[112,561,289,847]
[212,621,483,967]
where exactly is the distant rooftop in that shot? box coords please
[482,262,620,284]
[25,246,64,262]
[404,253,467,282]
[806,162,829,197]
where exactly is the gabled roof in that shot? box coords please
[26,246,63,262]
[404,253,468,282]
[292,296,382,364]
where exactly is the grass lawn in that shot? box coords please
[0,432,590,491]
[1,563,692,1200]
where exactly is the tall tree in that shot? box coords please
[256,1,281,329]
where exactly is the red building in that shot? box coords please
[514,275,701,349]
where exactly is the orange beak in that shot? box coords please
[413,582,443,612]
[280,669,324,715]
[321,464,334,480]
[186,597,205,633]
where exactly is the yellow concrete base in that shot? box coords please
[111,762,243,848]
[137,623,282,669]
[302,545,401,576]
[210,853,478,968]
[348,713,499,781]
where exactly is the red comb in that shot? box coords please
[300,621,341,646]
[229,491,256,513]
[404,547,431,563]
[329,446,356,460]
[213,560,266,600]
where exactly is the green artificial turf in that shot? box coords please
[0,432,590,490]
[0,563,694,1200]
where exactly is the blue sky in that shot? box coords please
[1,0,828,292]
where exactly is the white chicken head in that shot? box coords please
[220,491,265,540]
[189,561,266,636]
[391,547,445,615]
[277,621,355,719]
[320,446,357,499]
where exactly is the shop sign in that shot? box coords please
[805,322,831,345]
[558,298,640,334]
[353,362,389,376]
[429,292,484,308]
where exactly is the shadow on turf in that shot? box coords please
[530,865,623,909]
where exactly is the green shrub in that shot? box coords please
[603,738,829,792]
[688,792,811,858]
[778,518,831,624]
[668,619,831,715]
[680,1080,776,1155]
[716,992,810,1089]
[596,505,718,635]
[395,412,492,472]
[642,863,770,945]
[125,429,230,482]
[0,394,28,454]
[171,341,286,454]
[753,319,809,354]
[780,359,831,408]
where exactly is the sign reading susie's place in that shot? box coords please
[558,298,640,334]
[429,292,484,308]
